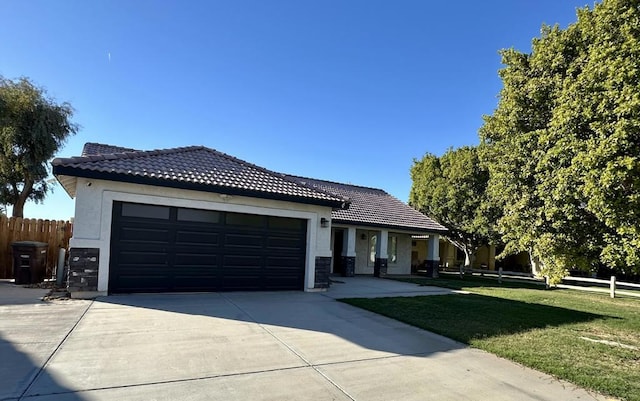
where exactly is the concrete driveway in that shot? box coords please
[1,279,609,401]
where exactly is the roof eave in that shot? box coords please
[52,165,349,209]
[53,173,78,199]
[330,218,449,234]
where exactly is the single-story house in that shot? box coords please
[53,143,447,297]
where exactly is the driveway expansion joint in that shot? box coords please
[18,366,315,399]
[18,299,94,401]
[222,294,357,401]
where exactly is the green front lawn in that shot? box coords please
[341,276,640,401]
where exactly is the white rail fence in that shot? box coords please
[445,266,640,299]
[556,275,640,299]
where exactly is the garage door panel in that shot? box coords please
[172,269,220,291]
[175,229,220,246]
[110,201,306,293]
[224,233,263,248]
[115,267,172,292]
[223,254,262,268]
[118,226,172,243]
[117,251,169,265]
[266,256,304,268]
[267,236,305,251]
[173,252,219,266]
[172,249,221,259]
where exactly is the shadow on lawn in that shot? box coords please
[341,293,615,344]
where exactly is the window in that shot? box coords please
[388,235,398,264]
[121,203,170,220]
[368,233,377,266]
[226,212,265,227]
[268,216,304,230]
[177,208,220,223]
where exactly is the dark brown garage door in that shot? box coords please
[109,201,307,293]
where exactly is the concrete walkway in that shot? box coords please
[323,276,460,299]
[0,279,610,401]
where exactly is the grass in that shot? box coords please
[341,276,640,401]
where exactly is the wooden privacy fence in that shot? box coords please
[0,216,73,279]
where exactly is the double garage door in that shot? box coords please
[109,201,307,293]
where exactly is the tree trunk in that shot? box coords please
[529,251,543,276]
[11,179,33,218]
[11,197,25,218]
[464,249,471,267]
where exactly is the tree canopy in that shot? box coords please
[0,77,77,217]
[479,0,640,282]
[410,146,498,266]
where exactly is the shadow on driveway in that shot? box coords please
[0,281,90,401]
[95,287,608,358]
[96,291,464,359]
[0,335,85,401]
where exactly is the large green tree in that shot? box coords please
[0,77,77,217]
[410,146,498,267]
[480,0,640,282]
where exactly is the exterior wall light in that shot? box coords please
[320,217,330,228]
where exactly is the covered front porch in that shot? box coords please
[329,226,441,277]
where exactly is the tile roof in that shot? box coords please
[54,142,446,233]
[287,176,447,233]
[53,143,349,208]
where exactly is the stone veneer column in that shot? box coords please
[67,248,100,294]
[341,227,356,277]
[314,256,332,289]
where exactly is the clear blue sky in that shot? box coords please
[1,0,593,220]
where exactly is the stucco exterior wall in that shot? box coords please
[355,229,373,275]
[386,233,411,275]
[69,177,333,293]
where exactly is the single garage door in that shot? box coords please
[109,201,307,293]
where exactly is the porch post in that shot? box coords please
[342,227,357,277]
[374,229,389,277]
[426,234,440,278]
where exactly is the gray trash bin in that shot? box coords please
[12,241,48,284]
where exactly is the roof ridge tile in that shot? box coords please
[287,174,388,194]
